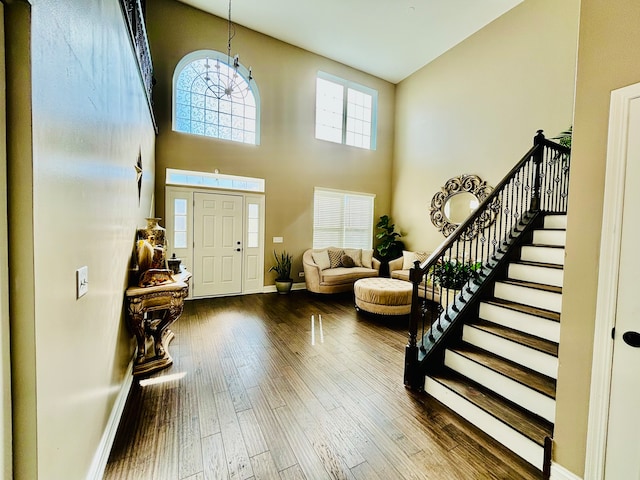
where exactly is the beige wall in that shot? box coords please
[0,3,11,478]
[6,3,37,477]
[393,0,579,251]
[7,0,156,478]
[555,0,640,475]
[146,0,395,282]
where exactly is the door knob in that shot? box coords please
[236,248,241,252]
[622,331,640,347]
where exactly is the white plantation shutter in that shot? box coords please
[313,188,374,249]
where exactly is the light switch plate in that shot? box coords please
[76,266,88,299]
[273,236,283,243]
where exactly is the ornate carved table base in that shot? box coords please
[125,271,191,376]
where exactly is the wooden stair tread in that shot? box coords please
[467,319,558,356]
[526,244,565,249]
[429,368,553,446]
[499,279,562,294]
[513,260,564,270]
[450,344,556,399]
[483,298,560,323]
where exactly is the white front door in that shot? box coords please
[604,93,640,478]
[193,192,243,297]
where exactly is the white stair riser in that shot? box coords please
[543,215,567,229]
[479,302,560,343]
[494,283,562,313]
[445,350,556,423]
[424,377,544,469]
[520,246,565,266]
[463,326,558,379]
[532,229,566,247]
[508,263,564,288]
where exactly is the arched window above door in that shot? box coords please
[173,50,260,145]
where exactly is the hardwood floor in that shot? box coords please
[104,291,540,479]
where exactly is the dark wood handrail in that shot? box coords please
[410,131,569,282]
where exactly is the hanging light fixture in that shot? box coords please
[203,0,253,101]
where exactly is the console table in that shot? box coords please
[125,270,191,376]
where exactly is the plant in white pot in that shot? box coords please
[270,250,293,294]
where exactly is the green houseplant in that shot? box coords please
[375,215,405,262]
[429,259,482,306]
[270,250,293,294]
[552,126,572,148]
[429,259,483,290]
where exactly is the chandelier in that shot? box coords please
[204,0,253,101]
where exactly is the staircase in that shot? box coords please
[424,214,566,470]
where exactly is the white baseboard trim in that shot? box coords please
[263,282,306,293]
[86,359,134,480]
[551,462,583,480]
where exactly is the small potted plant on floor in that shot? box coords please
[270,250,293,294]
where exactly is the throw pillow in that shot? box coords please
[344,248,362,267]
[403,250,430,269]
[341,254,355,268]
[328,248,344,268]
[402,250,418,270]
[311,249,331,270]
[415,251,429,263]
[361,249,374,269]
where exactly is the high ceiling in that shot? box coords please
[175,0,523,84]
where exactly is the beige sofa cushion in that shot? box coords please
[343,248,362,267]
[390,269,410,282]
[311,249,331,270]
[321,267,379,286]
[361,249,374,268]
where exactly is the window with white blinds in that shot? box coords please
[313,188,375,249]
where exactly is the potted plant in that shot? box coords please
[270,250,293,294]
[375,215,405,276]
[552,126,572,148]
[429,259,482,305]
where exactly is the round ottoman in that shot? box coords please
[354,278,413,315]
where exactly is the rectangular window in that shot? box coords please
[315,72,377,150]
[166,168,265,193]
[313,188,375,249]
[247,203,260,248]
[173,198,188,248]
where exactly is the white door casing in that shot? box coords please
[243,194,265,294]
[165,187,193,275]
[165,186,264,298]
[586,82,640,479]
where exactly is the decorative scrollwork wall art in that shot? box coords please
[429,174,500,240]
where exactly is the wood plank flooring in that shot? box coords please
[104,291,540,479]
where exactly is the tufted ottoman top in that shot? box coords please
[354,277,413,306]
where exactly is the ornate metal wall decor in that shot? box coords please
[120,0,157,131]
[135,148,143,204]
[429,174,500,240]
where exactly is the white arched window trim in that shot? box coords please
[172,49,261,145]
